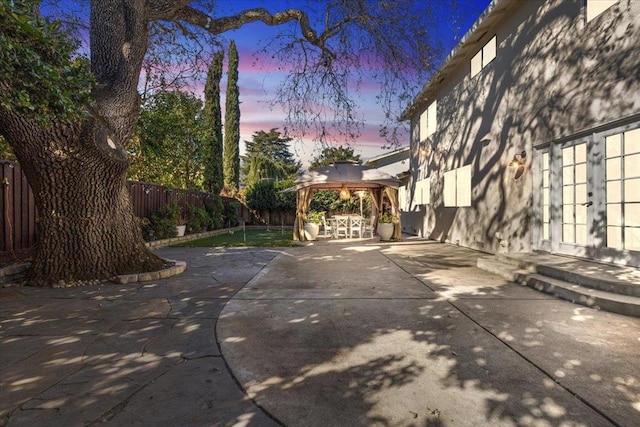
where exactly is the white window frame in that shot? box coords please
[444,165,472,207]
[605,127,640,251]
[413,177,431,207]
[419,100,437,140]
[471,35,497,77]
[399,185,408,211]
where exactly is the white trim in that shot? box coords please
[586,0,617,22]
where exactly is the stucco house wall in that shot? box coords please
[402,0,640,257]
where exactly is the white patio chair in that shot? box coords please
[321,215,333,238]
[361,216,374,238]
[335,216,349,238]
[349,216,363,238]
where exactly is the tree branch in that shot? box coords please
[172,6,334,58]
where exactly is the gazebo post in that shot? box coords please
[385,187,402,241]
[293,187,314,241]
[293,190,302,241]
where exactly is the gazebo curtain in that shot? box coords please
[384,187,402,241]
[293,187,315,241]
[368,188,382,232]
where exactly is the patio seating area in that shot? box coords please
[324,214,371,239]
[284,160,403,242]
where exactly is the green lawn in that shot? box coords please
[173,228,297,247]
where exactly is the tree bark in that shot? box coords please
[0,0,169,286]
[1,108,167,286]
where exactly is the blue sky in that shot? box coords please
[202,0,493,167]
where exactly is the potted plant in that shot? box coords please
[303,210,323,240]
[176,215,187,237]
[377,212,395,241]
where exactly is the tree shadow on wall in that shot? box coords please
[413,1,638,256]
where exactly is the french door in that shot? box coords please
[558,141,591,253]
[535,123,640,267]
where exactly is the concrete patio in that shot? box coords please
[1,240,638,426]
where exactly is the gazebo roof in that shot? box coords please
[284,160,401,192]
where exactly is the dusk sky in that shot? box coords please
[190,0,493,168]
[49,1,493,169]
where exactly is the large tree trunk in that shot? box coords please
[34,131,167,286]
[0,1,168,286]
[1,112,167,286]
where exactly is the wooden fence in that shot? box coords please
[1,159,274,253]
[1,161,37,253]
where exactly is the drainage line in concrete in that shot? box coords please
[448,300,621,427]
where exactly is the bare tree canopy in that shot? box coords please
[135,0,440,146]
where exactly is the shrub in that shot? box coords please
[149,202,182,240]
[137,217,153,241]
[204,195,224,230]
[186,204,212,234]
[223,199,240,227]
[310,189,362,214]
[150,215,178,240]
[246,180,296,213]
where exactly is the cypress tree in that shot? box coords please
[224,40,240,189]
[203,50,224,194]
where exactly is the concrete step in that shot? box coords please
[526,274,640,318]
[536,264,640,297]
[476,257,529,283]
[494,253,539,272]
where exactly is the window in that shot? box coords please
[399,185,408,211]
[605,127,640,250]
[586,0,616,22]
[562,144,588,245]
[414,178,431,206]
[471,35,497,77]
[444,170,456,206]
[443,165,472,207]
[419,100,437,141]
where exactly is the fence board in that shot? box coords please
[2,159,285,253]
[1,160,38,252]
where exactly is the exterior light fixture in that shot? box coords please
[509,151,527,180]
[339,184,351,200]
[478,133,492,146]
[509,151,526,169]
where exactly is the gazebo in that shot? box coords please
[283,160,402,241]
